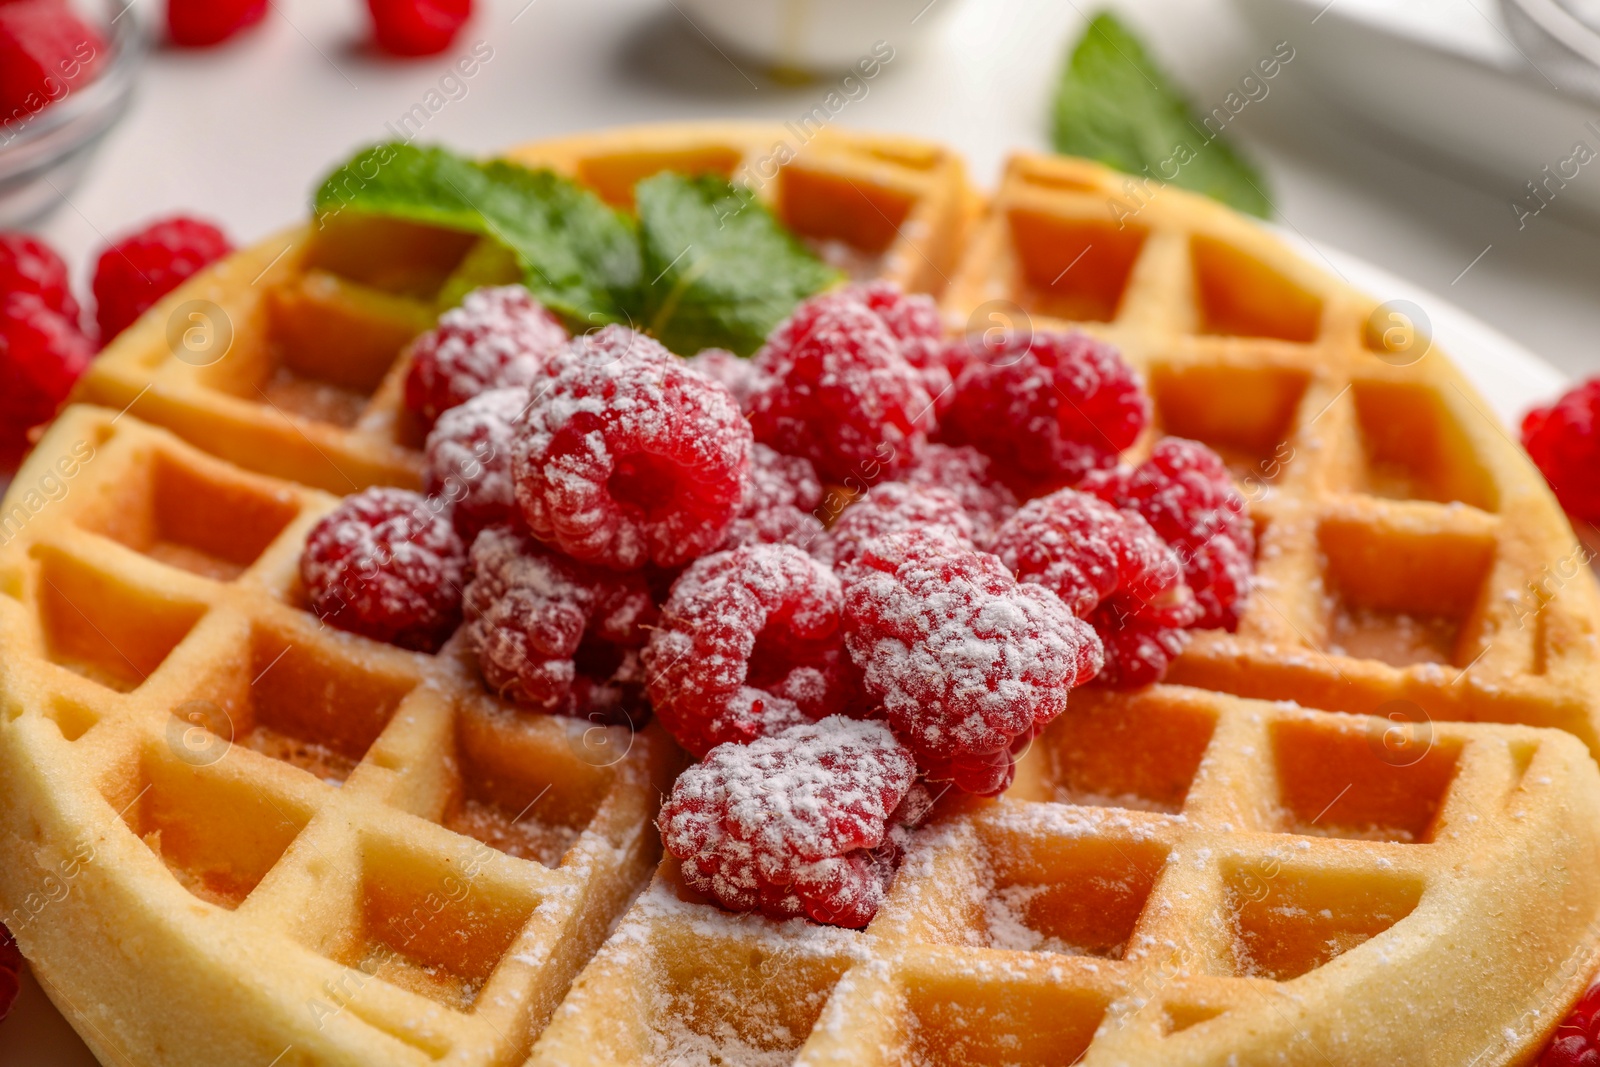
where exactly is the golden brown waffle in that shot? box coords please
[74,122,979,497]
[942,152,1600,753]
[1,123,1598,1066]
[534,688,1600,1065]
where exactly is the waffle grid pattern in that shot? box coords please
[532,681,1600,1066]
[0,405,678,1066]
[1,124,1598,1066]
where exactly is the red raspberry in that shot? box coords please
[822,482,976,570]
[464,525,655,714]
[424,386,524,538]
[658,716,916,927]
[1092,622,1191,690]
[943,330,1148,489]
[300,487,466,652]
[721,443,826,552]
[991,489,1199,688]
[367,0,471,56]
[0,923,18,1025]
[166,0,266,46]
[92,216,232,342]
[0,292,93,463]
[1081,438,1254,631]
[846,281,943,346]
[748,296,932,483]
[643,544,860,758]
[0,0,106,123]
[1523,378,1600,525]
[842,531,1103,796]
[514,324,751,571]
[0,232,80,322]
[899,442,1018,547]
[844,281,955,403]
[404,285,566,430]
[687,347,765,410]
[1543,981,1600,1067]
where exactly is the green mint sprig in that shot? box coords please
[1052,12,1273,218]
[313,144,839,355]
[636,173,841,357]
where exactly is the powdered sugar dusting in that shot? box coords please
[687,348,768,410]
[842,532,1103,795]
[643,544,858,757]
[820,482,976,570]
[721,443,826,553]
[899,443,1018,547]
[514,324,752,570]
[747,295,932,483]
[299,486,465,652]
[658,716,915,927]
[403,284,567,426]
[424,386,526,535]
[463,524,653,714]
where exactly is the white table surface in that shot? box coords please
[6,0,1596,1060]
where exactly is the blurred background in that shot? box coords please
[15,0,1600,380]
[5,0,1600,1058]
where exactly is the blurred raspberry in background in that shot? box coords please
[166,0,267,48]
[0,0,106,123]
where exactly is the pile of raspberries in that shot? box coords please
[300,280,1254,928]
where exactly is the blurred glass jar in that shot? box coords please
[0,1,146,227]
[677,0,958,74]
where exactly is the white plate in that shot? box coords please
[0,231,1568,1065]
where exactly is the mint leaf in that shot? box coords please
[1052,12,1272,218]
[635,173,840,357]
[314,146,839,355]
[314,143,642,326]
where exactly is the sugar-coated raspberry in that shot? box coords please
[899,442,1018,547]
[464,524,655,714]
[659,716,916,927]
[514,324,751,571]
[822,482,975,570]
[644,544,860,758]
[992,489,1198,688]
[748,296,932,483]
[300,487,466,652]
[93,217,232,342]
[1082,438,1254,631]
[424,387,524,537]
[846,281,942,347]
[167,0,266,46]
[0,292,93,463]
[844,281,956,403]
[367,0,471,56]
[1523,378,1600,525]
[1542,981,1600,1067]
[943,330,1148,488]
[1092,621,1191,690]
[842,531,1103,795]
[0,233,80,322]
[687,348,765,411]
[404,285,566,429]
[0,923,18,1026]
[721,443,826,552]
[0,0,106,124]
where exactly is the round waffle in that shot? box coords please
[3,123,1600,1066]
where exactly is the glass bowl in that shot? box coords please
[0,1,147,227]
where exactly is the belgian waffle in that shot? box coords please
[0,123,1596,1066]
